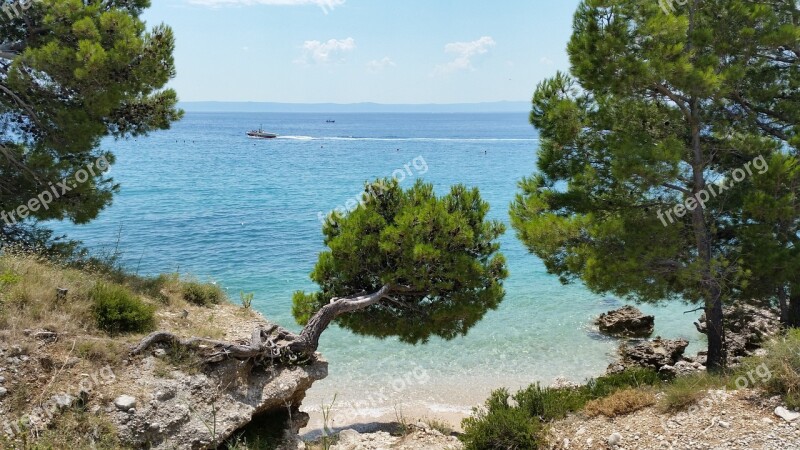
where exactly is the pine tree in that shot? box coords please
[0,0,181,239]
[510,0,799,371]
[291,179,508,352]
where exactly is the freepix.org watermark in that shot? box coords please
[317,155,428,226]
[1,0,41,20]
[658,0,690,15]
[656,155,768,227]
[1,155,111,226]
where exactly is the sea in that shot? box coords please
[49,111,705,430]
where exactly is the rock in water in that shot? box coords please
[596,305,655,337]
[610,338,689,372]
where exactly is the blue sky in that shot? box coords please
[144,0,581,104]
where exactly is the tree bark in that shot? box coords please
[131,284,395,363]
[789,287,800,328]
[688,91,726,372]
[778,286,790,326]
[290,284,392,355]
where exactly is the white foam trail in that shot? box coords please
[277,136,537,142]
[276,135,315,140]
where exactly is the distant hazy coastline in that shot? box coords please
[178,101,531,114]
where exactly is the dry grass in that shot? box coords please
[583,388,656,417]
[0,252,234,446]
[659,372,725,412]
[422,417,455,435]
[0,408,129,449]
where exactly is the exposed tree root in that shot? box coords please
[130,323,312,365]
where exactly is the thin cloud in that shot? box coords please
[295,38,356,65]
[434,36,496,75]
[367,57,396,73]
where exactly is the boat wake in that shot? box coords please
[277,136,537,142]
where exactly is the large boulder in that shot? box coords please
[596,306,655,338]
[694,304,780,363]
[608,337,689,373]
[111,355,328,449]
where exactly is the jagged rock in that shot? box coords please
[659,360,704,377]
[610,338,689,372]
[338,429,362,445]
[695,304,780,363]
[775,406,800,423]
[154,388,175,402]
[550,376,579,389]
[607,432,622,446]
[112,356,328,449]
[52,394,77,410]
[114,395,137,412]
[596,306,654,337]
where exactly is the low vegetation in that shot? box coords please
[0,251,229,448]
[463,330,800,449]
[460,368,664,449]
[583,388,656,417]
[183,280,226,306]
[659,372,726,412]
[737,328,800,408]
[91,283,156,334]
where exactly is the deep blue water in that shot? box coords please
[51,112,705,423]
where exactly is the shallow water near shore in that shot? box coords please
[50,112,706,430]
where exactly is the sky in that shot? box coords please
[143,0,582,104]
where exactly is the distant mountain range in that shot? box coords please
[179,101,530,113]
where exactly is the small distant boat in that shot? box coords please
[247,126,277,139]
[326,120,336,123]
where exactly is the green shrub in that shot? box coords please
[91,283,155,334]
[738,328,800,408]
[240,291,254,309]
[586,367,664,398]
[182,281,225,306]
[460,368,662,449]
[659,372,724,412]
[514,383,588,421]
[0,270,21,285]
[461,389,545,450]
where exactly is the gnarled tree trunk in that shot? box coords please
[131,284,394,364]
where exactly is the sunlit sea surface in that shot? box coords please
[50,112,705,429]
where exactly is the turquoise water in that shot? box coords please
[51,112,705,425]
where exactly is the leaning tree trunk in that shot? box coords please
[131,284,394,364]
[287,284,393,355]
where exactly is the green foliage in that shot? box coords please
[293,178,508,344]
[659,372,725,412]
[585,367,665,398]
[0,0,182,231]
[461,389,545,450]
[460,368,662,449]
[0,270,20,286]
[510,0,800,367]
[240,291,254,309]
[182,281,225,306]
[91,283,155,334]
[738,328,800,408]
